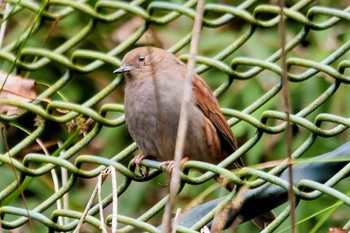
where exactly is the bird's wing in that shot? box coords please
[192,74,243,167]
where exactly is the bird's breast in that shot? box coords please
[124,76,222,163]
[124,76,184,160]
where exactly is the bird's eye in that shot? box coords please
[138,55,145,62]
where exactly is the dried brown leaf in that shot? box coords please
[328,228,348,233]
[0,71,36,115]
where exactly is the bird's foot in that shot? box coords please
[160,157,189,173]
[134,153,149,177]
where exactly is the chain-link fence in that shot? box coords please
[0,0,349,232]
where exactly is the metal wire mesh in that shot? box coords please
[0,0,349,232]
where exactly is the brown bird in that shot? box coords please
[114,46,243,171]
[114,46,274,229]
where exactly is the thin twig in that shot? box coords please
[36,139,63,226]
[278,0,296,232]
[58,141,69,226]
[211,186,247,232]
[61,167,69,224]
[98,172,108,233]
[161,1,205,232]
[74,176,100,233]
[171,208,182,233]
[111,166,118,233]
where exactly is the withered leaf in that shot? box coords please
[328,228,348,233]
[0,71,36,115]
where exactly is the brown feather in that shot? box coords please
[192,74,243,168]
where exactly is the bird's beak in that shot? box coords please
[113,65,132,74]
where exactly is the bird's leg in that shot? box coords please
[160,157,189,173]
[134,153,149,177]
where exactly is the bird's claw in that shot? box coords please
[134,153,149,177]
[159,157,189,173]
